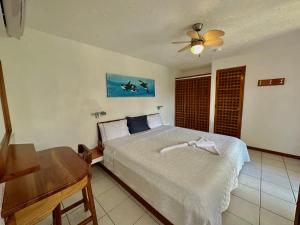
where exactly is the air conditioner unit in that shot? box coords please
[0,0,26,38]
[0,4,7,37]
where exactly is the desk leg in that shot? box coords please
[86,179,98,225]
[52,204,62,225]
[5,215,16,225]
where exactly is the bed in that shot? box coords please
[98,118,250,225]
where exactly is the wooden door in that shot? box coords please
[175,76,211,132]
[214,66,246,138]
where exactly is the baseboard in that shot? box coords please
[247,146,300,160]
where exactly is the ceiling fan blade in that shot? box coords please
[203,30,225,41]
[204,38,223,47]
[186,31,199,39]
[178,44,191,52]
[172,41,191,44]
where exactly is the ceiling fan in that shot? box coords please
[172,23,225,55]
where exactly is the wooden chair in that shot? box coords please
[52,144,98,225]
[1,147,98,225]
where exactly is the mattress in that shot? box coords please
[103,126,250,225]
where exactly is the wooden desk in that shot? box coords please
[1,147,95,225]
[0,144,40,183]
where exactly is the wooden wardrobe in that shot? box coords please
[175,75,211,132]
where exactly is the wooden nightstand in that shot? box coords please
[90,146,104,165]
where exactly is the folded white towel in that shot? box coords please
[188,138,220,155]
[160,137,220,155]
[160,143,188,154]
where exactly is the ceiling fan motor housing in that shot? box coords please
[192,23,203,32]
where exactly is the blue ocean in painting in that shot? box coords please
[106,73,155,97]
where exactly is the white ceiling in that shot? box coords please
[27,0,300,70]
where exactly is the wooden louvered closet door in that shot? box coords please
[175,76,211,132]
[214,66,246,138]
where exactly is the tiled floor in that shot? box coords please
[37,149,299,225]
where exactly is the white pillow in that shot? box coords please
[98,119,130,142]
[147,114,163,129]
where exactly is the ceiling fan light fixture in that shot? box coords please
[191,44,204,55]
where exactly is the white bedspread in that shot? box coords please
[103,126,250,225]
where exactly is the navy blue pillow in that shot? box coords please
[127,115,150,134]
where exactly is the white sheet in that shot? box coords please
[103,126,250,225]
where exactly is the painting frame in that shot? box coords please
[106,73,155,97]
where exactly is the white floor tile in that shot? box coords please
[68,208,91,225]
[94,200,106,218]
[262,165,288,179]
[95,186,128,212]
[249,152,262,163]
[222,211,251,225]
[284,157,300,166]
[109,198,145,225]
[286,163,300,173]
[92,176,116,196]
[261,181,295,203]
[262,157,285,169]
[62,192,83,214]
[228,195,259,225]
[260,208,293,225]
[116,183,131,196]
[262,169,291,189]
[262,152,283,162]
[291,180,299,193]
[246,161,262,169]
[63,217,70,225]
[261,192,296,221]
[284,158,300,173]
[67,201,105,225]
[250,156,261,163]
[135,213,159,225]
[98,215,115,225]
[287,169,300,181]
[287,170,300,191]
[146,211,164,225]
[128,195,148,211]
[248,150,262,159]
[240,164,261,179]
[232,184,260,205]
[91,166,107,181]
[239,173,261,190]
[294,191,299,202]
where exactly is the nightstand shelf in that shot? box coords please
[90,147,103,165]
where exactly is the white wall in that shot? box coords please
[210,31,300,155]
[0,28,176,150]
